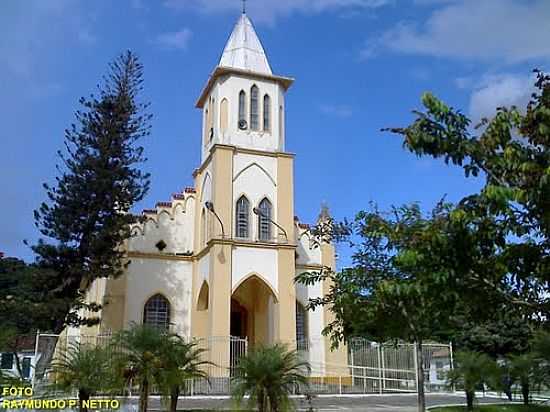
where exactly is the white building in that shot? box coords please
[78,11,348,374]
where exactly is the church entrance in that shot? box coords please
[230,299,248,338]
[230,275,277,347]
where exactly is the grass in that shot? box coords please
[430,404,550,412]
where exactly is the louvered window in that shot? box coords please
[296,302,308,351]
[263,94,271,131]
[239,90,246,124]
[250,85,259,130]
[258,198,272,241]
[236,196,249,238]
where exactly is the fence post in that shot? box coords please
[350,347,355,388]
[381,346,386,392]
[377,345,382,394]
[31,330,40,390]
[413,342,419,393]
[339,376,342,395]
[449,341,455,393]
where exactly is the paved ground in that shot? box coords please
[140,393,512,411]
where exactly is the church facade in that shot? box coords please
[80,12,347,371]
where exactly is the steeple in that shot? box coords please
[218,12,272,75]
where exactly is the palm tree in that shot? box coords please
[155,336,212,412]
[51,343,116,412]
[231,344,311,412]
[446,351,500,411]
[111,323,166,412]
[532,331,550,384]
[507,353,542,405]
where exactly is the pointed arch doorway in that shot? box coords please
[230,274,278,346]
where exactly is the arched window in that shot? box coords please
[197,281,209,311]
[258,198,272,241]
[238,90,246,125]
[250,85,259,130]
[263,94,271,131]
[201,208,207,247]
[220,98,228,134]
[235,196,249,238]
[143,294,170,331]
[204,108,209,145]
[296,301,308,351]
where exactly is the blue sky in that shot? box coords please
[1,0,548,263]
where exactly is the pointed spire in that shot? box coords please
[318,202,331,223]
[218,12,272,75]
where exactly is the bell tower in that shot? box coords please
[196,12,293,163]
[191,11,298,354]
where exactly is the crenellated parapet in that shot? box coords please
[128,187,197,255]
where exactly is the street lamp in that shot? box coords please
[253,207,288,242]
[205,201,225,238]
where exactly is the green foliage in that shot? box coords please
[442,305,536,358]
[111,323,212,412]
[111,323,165,412]
[298,202,474,412]
[0,257,96,338]
[32,50,151,333]
[154,336,212,412]
[446,351,500,410]
[231,344,310,412]
[51,343,119,410]
[505,353,543,405]
[298,201,478,347]
[0,328,29,387]
[530,331,550,385]
[384,70,550,315]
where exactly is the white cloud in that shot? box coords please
[467,73,535,123]
[163,0,392,24]
[153,28,193,50]
[320,104,353,118]
[367,0,550,63]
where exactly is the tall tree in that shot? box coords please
[298,201,495,412]
[32,50,151,334]
[299,70,549,412]
[384,69,550,313]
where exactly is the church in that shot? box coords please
[78,10,348,373]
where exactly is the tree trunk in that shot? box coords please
[257,391,265,412]
[522,382,529,405]
[139,378,149,412]
[466,390,475,411]
[169,386,179,412]
[415,340,426,412]
[78,389,90,412]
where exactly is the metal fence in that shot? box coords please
[345,339,452,393]
[33,332,452,396]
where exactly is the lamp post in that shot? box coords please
[253,207,288,242]
[205,201,225,239]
